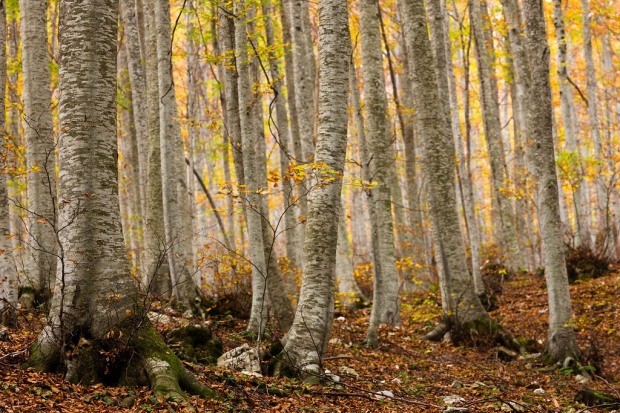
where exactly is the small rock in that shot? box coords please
[443,408,469,413]
[326,374,340,383]
[335,316,346,322]
[147,311,172,325]
[328,338,342,346]
[339,366,359,378]
[501,401,525,412]
[374,390,394,399]
[575,374,591,385]
[217,344,261,374]
[441,395,465,406]
[119,395,136,408]
[391,377,402,385]
[451,380,465,389]
[533,388,545,395]
[240,370,263,378]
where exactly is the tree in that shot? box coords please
[469,0,523,269]
[154,0,203,312]
[523,0,580,364]
[360,0,401,347]
[0,0,17,325]
[399,0,492,337]
[19,0,57,306]
[276,0,349,376]
[26,0,212,399]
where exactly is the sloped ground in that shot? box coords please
[1,271,618,412]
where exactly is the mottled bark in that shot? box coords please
[427,0,483,295]
[399,0,489,326]
[142,0,169,298]
[120,0,147,219]
[360,0,401,347]
[19,0,57,303]
[523,0,580,363]
[278,0,349,375]
[27,3,213,398]
[469,0,523,269]
[155,0,203,311]
[0,1,17,323]
[552,0,590,248]
[336,204,367,309]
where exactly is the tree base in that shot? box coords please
[25,320,217,401]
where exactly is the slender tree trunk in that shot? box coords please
[469,0,523,269]
[19,0,58,305]
[580,0,608,253]
[120,0,148,218]
[277,0,349,375]
[399,0,490,330]
[0,1,17,324]
[155,0,203,312]
[360,0,401,347]
[523,0,580,363]
[552,0,591,248]
[428,0,483,295]
[26,2,213,398]
[336,204,367,309]
[142,0,170,298]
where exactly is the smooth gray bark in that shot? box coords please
[279,0,349,374]
[360,0,401,347]
[399,0,489,326]
[155,0,202,311]
[523,0,580,363]
[19,0,58,302]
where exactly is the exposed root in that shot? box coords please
[421,322,450,342]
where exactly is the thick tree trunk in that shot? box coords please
[27,0,213,399]
[399,0,490,329]
[360,0,401,347]
[277,0,349,375]
[155,0,203,312]
[0,2,17,324]
[523,0,580,363]
[19,0,58,305]
[469,0,523,269]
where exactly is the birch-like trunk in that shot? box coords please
[399,0,489,327]
[120,0,148,218]
[142,0,170,298]
[580,0,608,252]
[155,0,203,311]
[427,0,483,295]
[0,1,17,324]
[523,0,580,363]
[360,0,401,347]
[469,0,523,269]
[19,0,57,304]
[552,0,591,248]
[27,3,213,397]
[336,204,367,309]
[278,0,349,375]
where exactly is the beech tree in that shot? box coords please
[19,0,57,306]
[26,0,213,398]
[523,0,581,364]
[277,0,349,376]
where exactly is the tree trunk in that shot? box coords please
[26,0,213,399]
[523,0,580,363]
[19,0,58,305]
[141,0,170,298]
[469,0,523,269]
[427,0,483,295]
[277,0,349,375]
[551,0,591,249]
[336,204,367,309]
[0,1,17,325]
[155,0,203,312]
[399,0,490,329]
[360,0,401,347]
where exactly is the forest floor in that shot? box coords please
[1,270,618,412]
